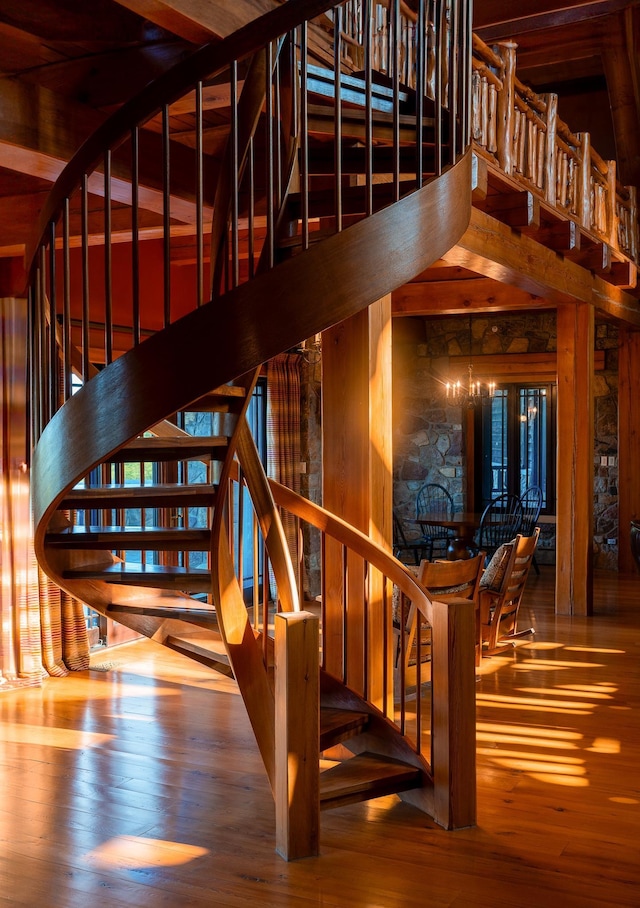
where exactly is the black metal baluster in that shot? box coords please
[131,127,140,347]
[104,150,113,366]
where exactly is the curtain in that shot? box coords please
[0,297,89,689]
[267,353,302,574]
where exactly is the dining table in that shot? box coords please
[414,512,483,560]
[415,512,557,560]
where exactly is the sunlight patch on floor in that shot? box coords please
[85,835,209,870]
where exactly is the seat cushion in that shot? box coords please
[480,541,515,592]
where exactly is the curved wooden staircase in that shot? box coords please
[27,0,476,859]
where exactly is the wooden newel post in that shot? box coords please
[430,597,476,829]
[543,93,558,206]
[577,131,592,229]
[495,41,516,175]
[274,610,320,860]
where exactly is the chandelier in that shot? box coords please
[445,318,496,405]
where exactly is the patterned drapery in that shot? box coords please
[0,297,89,690]
[267,352,302,572]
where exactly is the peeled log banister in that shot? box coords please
[472,31,639,263]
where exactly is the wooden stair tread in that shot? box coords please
[186,385,246,411]
[109,436,228,462]
[319,707,369,751]
[63,562,211,592]
[305,62,409,112]
[46,526,210,550]
[287,180,425,218]
[108,600,218,625]
[306,143,442,175]
[60,484,217,509]
[164,633,233,677]
[320,752,422,810]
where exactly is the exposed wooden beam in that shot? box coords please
[601,9,640,188]
[444,206,640,327]
[111,0,277,43]
[392,277,550,315]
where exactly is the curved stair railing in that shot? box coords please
[27,0,474,858]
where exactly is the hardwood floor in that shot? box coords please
[1,566,639,907]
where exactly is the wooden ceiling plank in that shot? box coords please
[111,0,277,43]
[601,9,640,188]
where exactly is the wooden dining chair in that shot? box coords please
[478,529,539,657]
[394,553,485,690]
[476,492,524,560]
[519,484,543,574]
[415,483,455,560]
[393,511,429,565]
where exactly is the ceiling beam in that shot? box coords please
[602,8,640,187]
[111,0,278,43]
[392,277,552,315]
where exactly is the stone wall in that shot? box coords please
[593,323,619,570]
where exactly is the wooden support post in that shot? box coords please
[430,597,476,829]
[275,611,320,861]
[322,297,393,708]
[617,328,640,573]
[495,42,516,176]
[556,302,594,616]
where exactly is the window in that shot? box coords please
[474,383,556,513]
[177,377,267,600]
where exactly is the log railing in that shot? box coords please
[472,34,639,264]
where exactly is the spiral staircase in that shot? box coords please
[27,0,476,859]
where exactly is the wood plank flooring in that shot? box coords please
[1,566,639,907]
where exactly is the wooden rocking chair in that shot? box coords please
[478,529,539,656]
[394,553,485,689]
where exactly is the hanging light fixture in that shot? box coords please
[445,317,496,405]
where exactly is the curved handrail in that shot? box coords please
[269,475,434,621]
